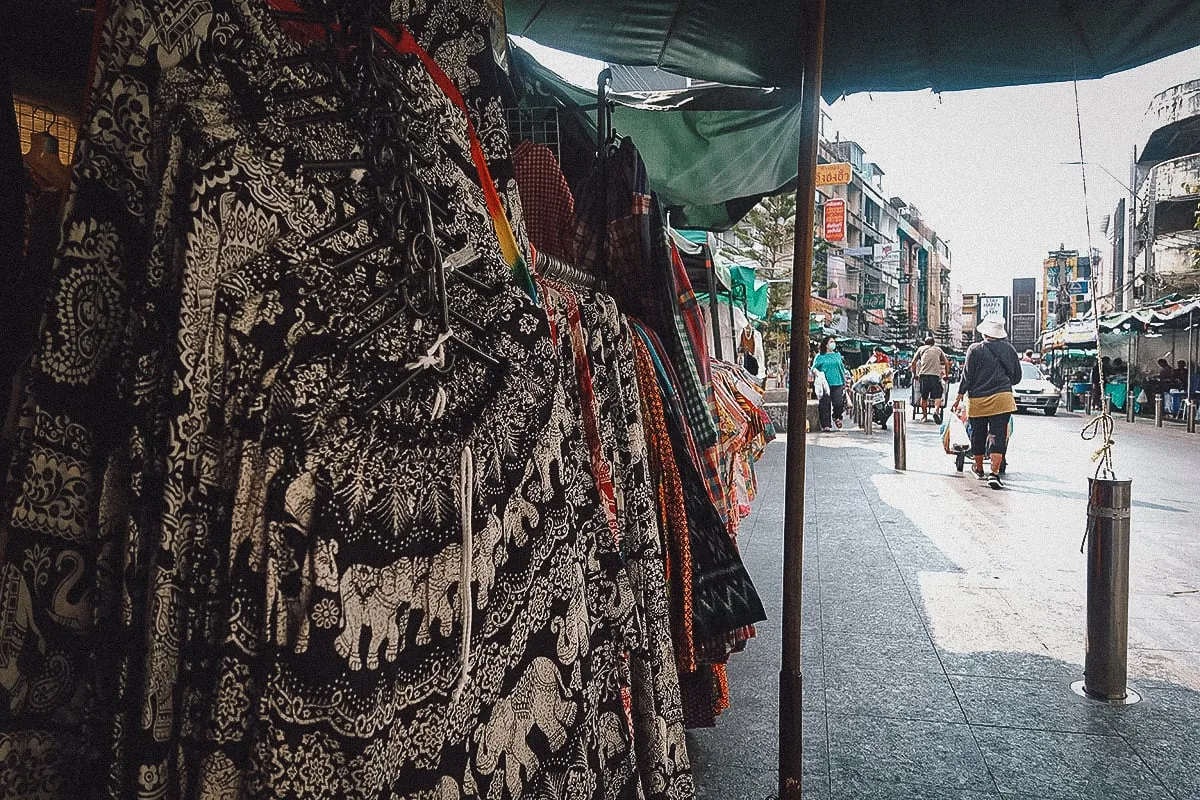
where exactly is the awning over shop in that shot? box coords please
[510,43,801,229]
[1097,295,1200,332]
[505,1,1200,99]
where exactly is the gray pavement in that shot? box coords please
[688,405,1200,799]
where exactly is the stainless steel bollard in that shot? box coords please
[892,400,906,470]
[1188,401,1197,434]
[864,401,874,436]
[1126,392,1136,423]
[1079,478,1136,703]
[1155,394,1164,427]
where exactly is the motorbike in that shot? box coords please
[851,366,893,429]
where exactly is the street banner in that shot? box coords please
[872,243,901,272]
[823,198,846,241]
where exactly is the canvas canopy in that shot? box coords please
[505,1,1200,98]
[511,43,801,229]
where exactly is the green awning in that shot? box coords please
[505,1,1200,99]
[511,43,801,230]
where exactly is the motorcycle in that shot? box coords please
[851,366,893,429]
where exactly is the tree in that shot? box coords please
[884,305,913,344]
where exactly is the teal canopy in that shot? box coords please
[511,43,801,229]
[505,1,1200,99]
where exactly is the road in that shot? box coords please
[688,406,1200,799]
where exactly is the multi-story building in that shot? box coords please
[1041,248,1097,327]
[1129,78,1200,304]
[961,293,980,346]
[1010,278,1040,352]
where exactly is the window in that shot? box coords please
[864,198,881,229]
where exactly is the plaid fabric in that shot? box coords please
[513,140,575,262]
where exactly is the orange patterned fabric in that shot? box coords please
[632,333,696,674]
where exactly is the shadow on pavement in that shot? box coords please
[690,437,1200,800]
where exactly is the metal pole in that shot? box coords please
[708,251,723,362]
[893,399,906,470]
[864,398,874,436]
[1155,394,1163,427]
[780,0,826,796]
[1073,478,1138,704]
[1188,310,1195,406]
[1126,335,1135,423]
[1188,401,1197,434]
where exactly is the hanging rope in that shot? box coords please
[1071,74,1117,480]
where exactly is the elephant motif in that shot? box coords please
[413,543,461,646]
[477,656,576,797]
[472,511,503,607]
[0,563,44,709]
[312,539,416,671]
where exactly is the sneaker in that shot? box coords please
[821,426,833,432]
[988,473,1005,490]
[972,467,987,481]
[834,420,843,429]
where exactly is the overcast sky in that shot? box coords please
[514,38,1200,299]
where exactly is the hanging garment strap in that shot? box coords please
[268,0,536,300]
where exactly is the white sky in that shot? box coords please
[514,37,1200,298]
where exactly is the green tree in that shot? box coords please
[724,193,831,370]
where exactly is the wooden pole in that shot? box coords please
[780,0,826,797]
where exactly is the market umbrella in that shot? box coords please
[505,0,1200,98]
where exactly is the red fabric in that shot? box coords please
[513,141,575,262]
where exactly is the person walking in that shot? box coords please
[812,335,848,431]
[912,336,949,423]
[951,315,1022,489]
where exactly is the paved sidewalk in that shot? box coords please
[689,410,1200,799]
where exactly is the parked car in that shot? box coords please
[1013,362,1060,416]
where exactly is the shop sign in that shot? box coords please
[1069,279,1089,296]
[872,243,901,271]
[980,295,1007,319]
[862,292,887,310]
[816,162,853,186]
[823,199,846,241]
[842,246,872,257]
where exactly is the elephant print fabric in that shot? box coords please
[0,0,649,797]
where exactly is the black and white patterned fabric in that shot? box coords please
[0,1,648,798]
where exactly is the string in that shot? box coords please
[1071,74,1116,480]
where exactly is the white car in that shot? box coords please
[1013,362,1060,416]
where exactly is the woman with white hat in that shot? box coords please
[951,314,1023,489]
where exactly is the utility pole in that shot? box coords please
[1053,244,1073,326]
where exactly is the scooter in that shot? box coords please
[852,367,893,430]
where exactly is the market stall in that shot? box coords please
[5,2,1200,799]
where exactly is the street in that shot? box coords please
[688,406,1200,799]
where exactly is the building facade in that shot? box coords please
[1129,78,1200,304]
[1042,248,1096,328]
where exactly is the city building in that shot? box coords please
[1129,78,1200,304]
[1010,278,1040,352]
[961,293,980,346]
[1042,247,1097,328]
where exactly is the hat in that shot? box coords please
[978,315,1008,340]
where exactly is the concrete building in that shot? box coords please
[1129,78,1200,304]
[961,293,980,347]
[1042,248,1097,328]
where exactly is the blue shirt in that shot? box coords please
[813,352,847,387]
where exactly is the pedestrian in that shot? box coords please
[868,346,891,365]
[912,335,949,423]
[951,315,1022,489]
[1021,349,1035,363]
[812,335,848,431]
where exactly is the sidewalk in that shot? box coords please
[689,411,1200,799]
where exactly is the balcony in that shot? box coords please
[1136,152,1200,242]
[1139,79,1200,165]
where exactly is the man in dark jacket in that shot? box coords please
[951,315,1022,489]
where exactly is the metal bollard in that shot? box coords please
[1188,401,1197,434]
[1126,392,1136,423]
[892,400,906,470]
[1073,478,1139,704]
[864,401,874,436]
[1155,394,1163,427]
